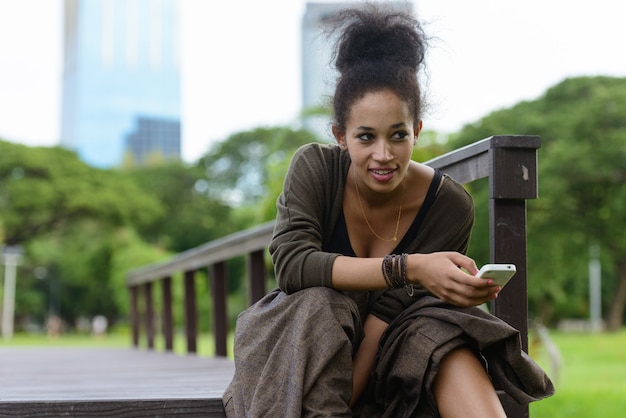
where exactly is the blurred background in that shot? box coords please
[0,2,625,415]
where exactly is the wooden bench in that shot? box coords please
[126,135,540,418]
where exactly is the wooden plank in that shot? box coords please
[0,348,234,416]
[0,399,225,417]
[127,222,275,286]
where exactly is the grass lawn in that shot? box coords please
[529,329,626,418]
[4,327,625,417]
[3,329,225,357]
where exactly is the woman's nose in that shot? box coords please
[373,139,392,161]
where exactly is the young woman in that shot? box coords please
[223,3,553,417]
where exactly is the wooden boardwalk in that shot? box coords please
[0,347,234,417]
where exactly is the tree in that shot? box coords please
[198,126,319,207]
[0,140,164,328]
[0,140,162,246]
[449,76,626,329]
[125,162,234,252]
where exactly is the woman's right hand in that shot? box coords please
[407,252,499,307]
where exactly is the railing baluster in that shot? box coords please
[144,282,154,350]
[248,249,266,305]
[130,285,139,348]
[210,262,228,357]
[184,270,197,354]
[162,276,173,352]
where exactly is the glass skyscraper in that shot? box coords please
[61,0,181,167]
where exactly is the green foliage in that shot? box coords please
[124,162,233,252]
[449,76,626,326]
[0,140,163,245]
[0,140,165,327]
[198,126,317,206]
[412,130,453,163]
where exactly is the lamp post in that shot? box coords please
[589,244,602,333]
[2,245,22,339]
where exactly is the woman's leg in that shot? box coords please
[351,314,388,407]
[433,347,506,418]
[223,288,362,418]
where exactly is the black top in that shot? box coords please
[326,169,443,256]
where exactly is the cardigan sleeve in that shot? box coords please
[368,177,476,324]
[269,144,344,294]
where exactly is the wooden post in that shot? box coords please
[144,282,154,350]
[489,199,529,349]
[248,249,266,305]
[161,276,173,352]
[130,285,139,348]
[488,140,539,418]
[210,262,228,357]
[184,270,197,354]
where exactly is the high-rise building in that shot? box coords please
[61,0,181,167]
[301,2,346,140]
[124,116,180,165]
[301,2,412,140]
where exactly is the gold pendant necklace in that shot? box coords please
[353,167,405,242]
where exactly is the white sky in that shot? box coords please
[0,0,625,162]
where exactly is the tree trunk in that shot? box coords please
[606,260,626,332]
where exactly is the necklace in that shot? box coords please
[353,167,405,242]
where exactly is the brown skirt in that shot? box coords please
[223,287,553,417]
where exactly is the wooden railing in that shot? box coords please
[127,135,540,417]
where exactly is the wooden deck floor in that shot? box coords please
[0,347,235,417]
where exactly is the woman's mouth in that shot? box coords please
[369,168,396,182]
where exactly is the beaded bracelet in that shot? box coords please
[381,253,414,296]
[381,254,394,288]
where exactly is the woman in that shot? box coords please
[223,3,553,417]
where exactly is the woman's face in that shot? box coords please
[334,89,421,195]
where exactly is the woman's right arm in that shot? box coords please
[269,144,343,293]
[331,252,497,307]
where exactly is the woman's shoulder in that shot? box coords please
[440,173,472,201]
[292,142,342,160]
[433,173,474,220]
[409,161,472,204]
[289,142,350,173]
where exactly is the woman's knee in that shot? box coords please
[288,288,362,342]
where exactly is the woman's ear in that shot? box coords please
[332,125,346,149]
[413,120,423,145]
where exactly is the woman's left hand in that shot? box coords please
[407,252,500,307]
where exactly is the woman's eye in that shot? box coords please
[357,133,373,141]
[392,131,409,140]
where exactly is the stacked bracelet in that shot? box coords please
[381,253,414,296]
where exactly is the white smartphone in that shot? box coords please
[477,264,516,288]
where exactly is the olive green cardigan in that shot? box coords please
[269,143,474,323]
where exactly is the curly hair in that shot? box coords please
[325,2,428,130]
